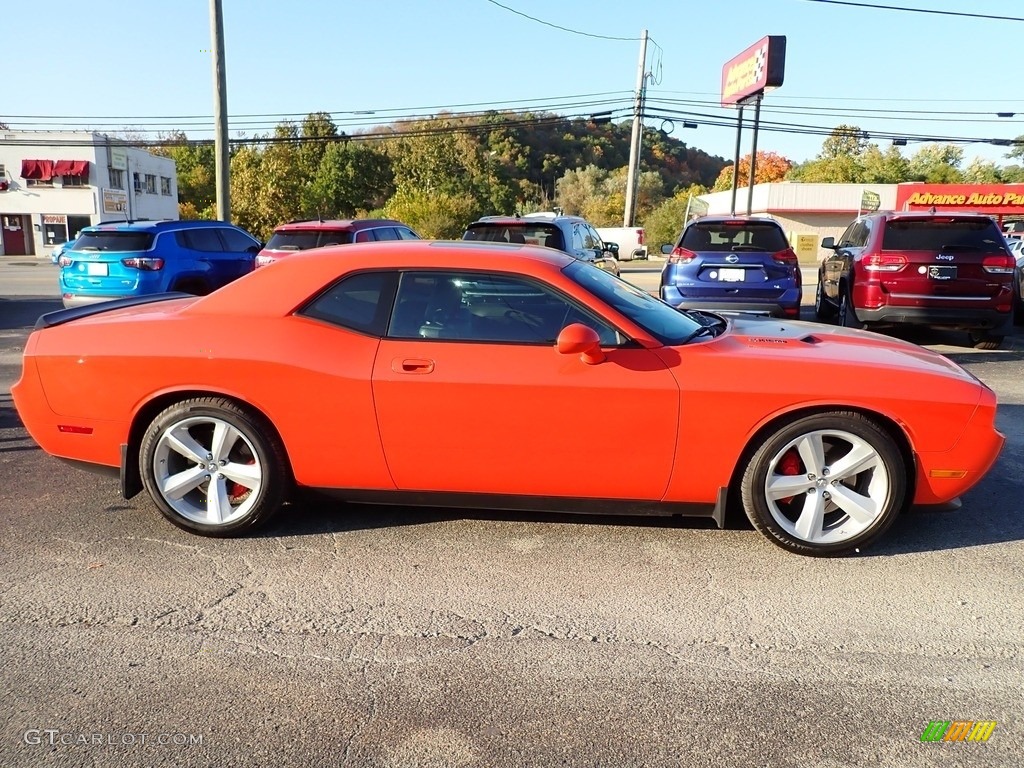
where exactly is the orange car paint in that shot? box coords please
[11,241,1004,511]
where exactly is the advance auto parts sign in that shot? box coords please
[721,36,786,107]
[896,184,1024,214]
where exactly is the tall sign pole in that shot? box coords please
[623,29,649,227]
[210,0,230,221]
[720,36,786,216]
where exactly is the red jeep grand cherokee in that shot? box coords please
[255,219,420,268]
[815,211,1015,349]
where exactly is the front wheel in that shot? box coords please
[814,279,835,321]
[139,397,289,536]
[837,286,862,329]
[740,412,907,556]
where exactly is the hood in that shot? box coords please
[716,314,980,384]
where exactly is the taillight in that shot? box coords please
[121,257,164,271]
[636,229,645,245]
[772,248,798,265]
[58,256,73,267]
[863,253,907,272]
[982,254,1015,274]
[668,246,696,264]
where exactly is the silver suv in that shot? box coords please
[462,212,620,276]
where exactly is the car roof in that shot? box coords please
[272,219,407,232]
[190,240,576,318]
[83,219,236,232]
[689,215,781,226]
[469,214,586,226]
[870,211,997,221]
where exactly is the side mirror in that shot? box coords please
[556,323,605,365]
[821,236,836,250]
[661,243,673,255]
[605,242,620,257]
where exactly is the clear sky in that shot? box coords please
[5,0,1021,168]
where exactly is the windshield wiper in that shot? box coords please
[680,325,718,344]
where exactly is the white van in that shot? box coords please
[595,227,647,261]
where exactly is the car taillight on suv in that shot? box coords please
[982,254,1015,274]
[863,253,908,272]
[121,257,165,271]
[667,247,696,264]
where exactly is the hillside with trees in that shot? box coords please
[152,111,727,240]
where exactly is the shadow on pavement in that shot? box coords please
[0,298,62,331]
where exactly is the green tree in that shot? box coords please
[641,187,707,254]
[820,124,868,159]
[962,157,1001,183]
[383,187,477,238]
[908,144,964,183]
[152,132,217,218]
[860,144,911,184]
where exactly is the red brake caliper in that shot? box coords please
[777,448,802,504]
[227,458,255,503]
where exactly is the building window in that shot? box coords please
[0,164,5,177]
[62,175,86,188]
[133,172,143,193]
[26,179,54,187]
[109,168,125,189]
[145,174,156,194]
[160,176,172,196]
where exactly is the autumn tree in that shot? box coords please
[712,151,793,191]
[642,184,709,253]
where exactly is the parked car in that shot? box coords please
[659,216,802,318]
[595,226,647,260]
[58,220,261,308]
[462,212,620,276]
[255,218,420,269]
[1013,240,1024,325]
[13,241,1003,556]
[50,238,77,265]
[815,212,1015,349]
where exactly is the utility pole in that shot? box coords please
[210,0,230,221]
[623,29,649,227]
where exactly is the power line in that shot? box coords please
[482,0,639,40]
[799,0,1024,23]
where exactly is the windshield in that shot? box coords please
[71,232,154,252]
[564,261,705,345]
[882,219,1006,251]
[265,230,355,251]
[464,223,565,251]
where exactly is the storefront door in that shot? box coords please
[2,215,27,255]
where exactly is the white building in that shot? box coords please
[0,131,178,257]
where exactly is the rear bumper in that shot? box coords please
[61,293,131,309]
[856,305,1011,331]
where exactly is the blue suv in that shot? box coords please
[59,220,261,308]
[660,216,802,318]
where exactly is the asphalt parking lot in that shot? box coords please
[1,256,1022,767]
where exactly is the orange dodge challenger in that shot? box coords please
[12,241,1004,556]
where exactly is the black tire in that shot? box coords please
[813,278,836,321]
[172,280,211,296]
[969,332,1004,351]
[837,285,862,329]
[139,397,289,537]
[740,412,906,556]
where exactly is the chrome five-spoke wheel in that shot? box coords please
[741,413,906,555]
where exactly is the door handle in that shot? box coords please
[392,358,435,374]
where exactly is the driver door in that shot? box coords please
[371,271,680,500]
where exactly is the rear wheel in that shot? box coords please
[969,331,1004,350]
[172,279,210,296]
[139,397,288,536]
[740,412,907,556]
